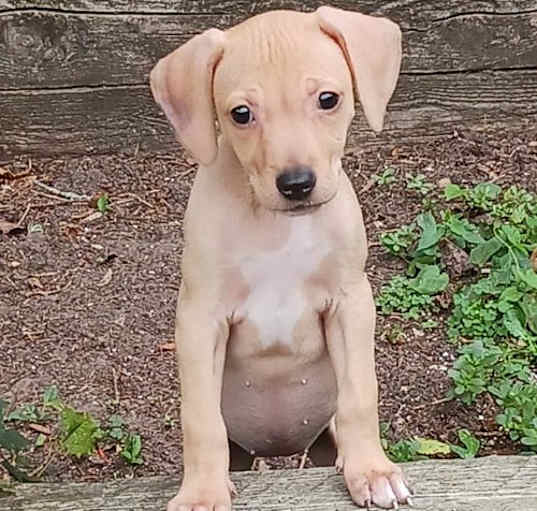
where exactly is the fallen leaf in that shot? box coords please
[159,342,176,351]
[532,248,537,271]
[0,219,23,235]
[97,269,113,287]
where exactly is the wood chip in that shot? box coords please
[97,268,113,287]
[79,211,103,224]
[28,424,52,435]
[159,342,176,351]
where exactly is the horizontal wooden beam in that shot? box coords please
[1,5,536,90]
[0,0,536,160]
[2,70,536,161]
[2,456,537,510]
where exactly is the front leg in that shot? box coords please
[167,286,234,511]
[325,273,412,509]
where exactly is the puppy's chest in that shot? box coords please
[232,218,332,348]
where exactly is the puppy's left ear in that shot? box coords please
[316,6,402,133]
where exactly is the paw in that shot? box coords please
[166,478,236,511]
[339,456,412,509]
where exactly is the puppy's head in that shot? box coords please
[150,7,401,214]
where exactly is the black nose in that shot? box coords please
[276,166,316,201]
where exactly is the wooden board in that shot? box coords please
[2,70,536,161]
[1,456,537,510]
[0,0,536,159]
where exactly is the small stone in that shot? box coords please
[245,380,251,388]
[301,378,307,385]
[303,419,309,425]
[249,449,256,456]
[437,177,451,189]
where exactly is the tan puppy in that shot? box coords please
[150,6,411,510]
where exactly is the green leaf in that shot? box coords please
[96,194,109,214]
[415,437,451,455]
[408,265,449,295]
[474,183,501,200]
[451,429,480,459]
[35,434,46,448]
[121,433,144,465]
[444,184,466,201]
[470,238,503,266]
[500,287,523,303]
[0,428,30,454]
[519,269,537,290]
[416,212,442,252]
[521,295,537,334]
[503,309,528,339]
[60,407,101,458]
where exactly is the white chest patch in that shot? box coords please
[238,217,330,347]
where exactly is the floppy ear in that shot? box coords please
[150,28,225,165]
[316,6,402,133]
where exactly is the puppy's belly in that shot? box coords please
[221,352,337,457]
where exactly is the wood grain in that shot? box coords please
[0,0,536,159]
[1,456,537,510]
[1,5,536,89]
[2,70,536,161]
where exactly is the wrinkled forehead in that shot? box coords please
[213,12,352,104]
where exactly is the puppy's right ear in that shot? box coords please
[150,29,225,165]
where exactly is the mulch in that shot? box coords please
[1,124,536,482]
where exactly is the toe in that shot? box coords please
[389,472,412,503]
[346,473,371,507]
[371,476,397,509]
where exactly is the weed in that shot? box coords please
[372,167,397,186]
[121,433,144,465]
[406,173,434,195]
[380,224,418,257]
[1,387,145,482]
[96,193,110,214]
[377,265,448,320]
[450,429,480,459]
[380,181,537,453]
[0,400,32,482]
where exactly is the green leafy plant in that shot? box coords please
[406,173,434,195]
[121,433,143,465]
[380,224,418,257]
[372,167,397,186]
[385,436,450,463]
[97,194,110,214]
[377,265,448,320]
[450,429,480,459]
[379,181,537,453]
[60,407,103,458]
[0,400,32,482]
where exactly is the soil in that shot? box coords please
[1,125,536,483]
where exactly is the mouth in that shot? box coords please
[273,192,338,216]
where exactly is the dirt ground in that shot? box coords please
[1,124,536,483]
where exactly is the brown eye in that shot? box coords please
[318,92,339,110]
[231,105,253,125]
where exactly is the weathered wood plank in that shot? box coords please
[1,456,537,510]
[2,0,537,19]
[1,7,536,89]
[2,70,536,161]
